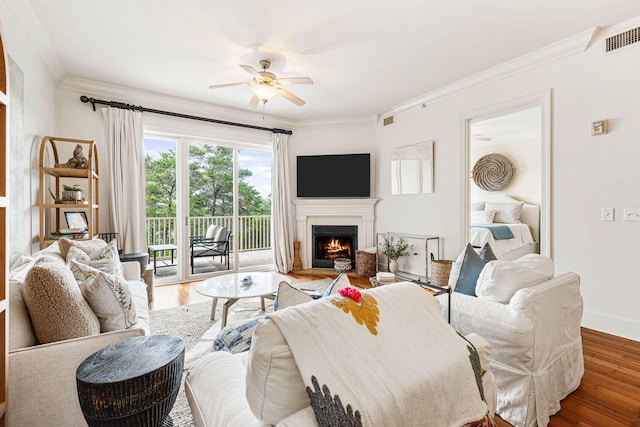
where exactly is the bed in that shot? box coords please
[469,195,539,260]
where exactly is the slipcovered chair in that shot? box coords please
[190,224,231,273]
[438,256,583,427]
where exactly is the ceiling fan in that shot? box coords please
[209,59,313,109]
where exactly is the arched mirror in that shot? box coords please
[462,91,551,258]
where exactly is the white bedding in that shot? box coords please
[470,223,534,258]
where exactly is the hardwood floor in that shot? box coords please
[152,270,640,426]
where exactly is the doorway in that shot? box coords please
[462,90,551,257]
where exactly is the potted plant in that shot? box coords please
[62,184,82,201]
[380,236,409,273]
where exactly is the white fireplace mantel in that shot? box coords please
[293,198,379,269]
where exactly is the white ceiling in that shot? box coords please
[25,0,640,121]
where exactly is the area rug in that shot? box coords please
[149,278,335,427]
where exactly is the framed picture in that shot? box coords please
[64,211,88,231]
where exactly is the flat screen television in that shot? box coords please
[296,153,371,198]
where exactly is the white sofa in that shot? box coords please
[438,271,583,427]
[185,284,497,427]
[8,242,150,427]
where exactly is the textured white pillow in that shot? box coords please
[67,239,124,280]
[470,210,496,224]
[71,260,137,331]
[475,254,554,303]
[485,201,524,224]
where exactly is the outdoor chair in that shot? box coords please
[190,224,231,273]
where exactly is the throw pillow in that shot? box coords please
[72,260,138,331]
[213,316,264,353]
[274,274,354,311]
[67,238,124,280]
[475,254,554,303]
[470,210,496,224]
[22,258,100,344]
[58,237,108,260]
[448,243,497,288]
[321,273,351,297]
[273,281,313,311]
[485,201,524,224]
[453,243,497,297]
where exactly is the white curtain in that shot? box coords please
[271,132,294,273]
[102,107,146,254]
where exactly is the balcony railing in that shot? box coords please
[145,215,271,252]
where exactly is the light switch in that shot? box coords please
[602,208,614,221]
[624,208,640,221]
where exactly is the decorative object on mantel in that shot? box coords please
[333,258,352,273]
[55,144,89,169]
[472,153,514,191]
[293,241,303,271]
[380,236,409,273]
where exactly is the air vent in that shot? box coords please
[383,116,394,126]
[606,26,640,52]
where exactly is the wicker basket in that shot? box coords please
[355,250,376,277]
[431,259,453,287]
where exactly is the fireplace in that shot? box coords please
[312,225,358,268]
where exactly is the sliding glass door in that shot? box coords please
[144,134,272,284]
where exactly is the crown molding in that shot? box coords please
[596,15,640,39]
[293,115,377,130]
[60,75,297,131]
[390,27,599,115]
[3,0,66,82]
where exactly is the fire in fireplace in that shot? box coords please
[312,225,358,268]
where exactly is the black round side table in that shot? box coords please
[76,334,185,427]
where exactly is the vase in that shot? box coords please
[388,259,399,273]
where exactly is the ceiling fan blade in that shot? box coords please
[276,87,305,106]
[208,82,250,90]
[276,77,313,85]
[239,64,263,79]
[248,94,260,109]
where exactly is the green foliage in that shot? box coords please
[380,236,409,260]
[144,144,271,219]
[62,184,81,191]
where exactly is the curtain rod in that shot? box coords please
[79,95,293,135]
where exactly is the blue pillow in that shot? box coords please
[454,243,497,297]
[213,316,263,353]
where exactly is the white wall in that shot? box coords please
[373,30,640,341]
[0,5,57,257]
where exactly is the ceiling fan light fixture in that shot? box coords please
[252,82,276,102]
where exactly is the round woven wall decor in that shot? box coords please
[472,153,514,191]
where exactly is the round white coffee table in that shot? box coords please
[196,272,290,328]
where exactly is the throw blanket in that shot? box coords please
[471,224,514,240]
[269,283,487,427]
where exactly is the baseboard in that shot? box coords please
[582,310,640,342]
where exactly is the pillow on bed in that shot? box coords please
[470,202,485,211]
[470,210,495,224]
[485,201,524,224]
[475,254,554,303]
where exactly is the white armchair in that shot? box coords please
[438,272,583,427]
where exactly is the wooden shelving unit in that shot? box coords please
[0,18,8,427]
[39,136,100,249]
